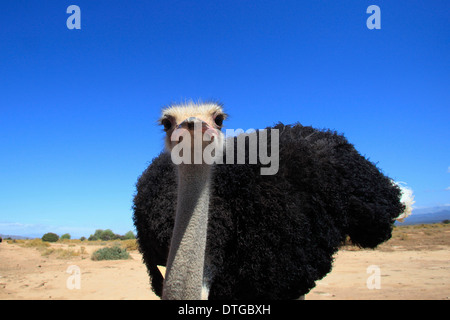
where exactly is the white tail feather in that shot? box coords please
[393,181,415,221]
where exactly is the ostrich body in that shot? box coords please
[133,102,412,300]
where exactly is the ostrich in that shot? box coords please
[133,102,413,300]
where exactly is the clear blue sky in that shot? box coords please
[0,1,449,238]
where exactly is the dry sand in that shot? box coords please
[1,224,449,300]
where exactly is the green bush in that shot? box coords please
[42,232,59,242]
[60,233,71,240]
[88,229,118,241]
[123,231,136,240]
[87,229,136,241]
[91,245,130,261]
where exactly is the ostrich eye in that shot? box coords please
[161,118,172,131]
[214,114,224,127]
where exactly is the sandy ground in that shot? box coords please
[0,242,157,300]
[1,224,449,300]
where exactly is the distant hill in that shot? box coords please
[397,205,450,226]
[0,234,31,240]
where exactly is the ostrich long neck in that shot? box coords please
[162,163,212,300]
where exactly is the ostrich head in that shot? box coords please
[159,102,228,164]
